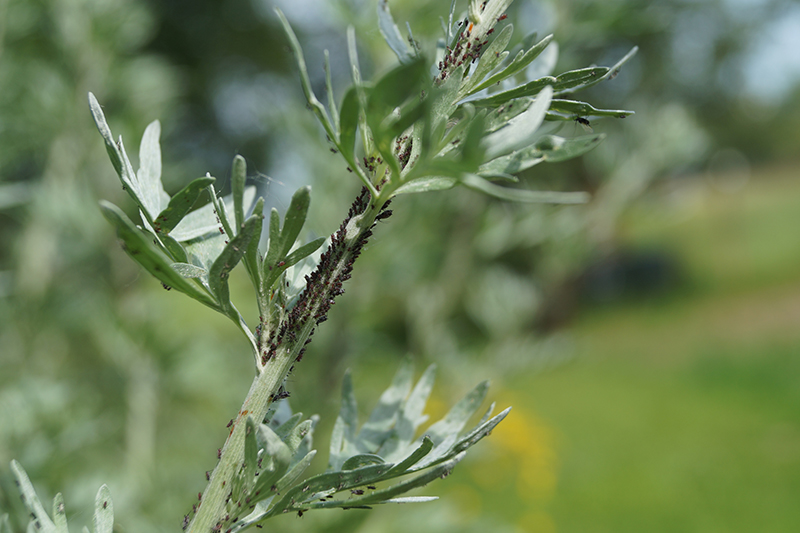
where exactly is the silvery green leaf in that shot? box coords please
[88,94,137,202]
[356,360,413,453]
[160,233,188,263]
[395,176,457,195]
[469,75,555,108]
[244,418,259,494]
[460,24,514,98]
[100,201,219,307]
[275,9,336,143]
[153,176,215,235]
[208,213,261,313]
[51,493,67,532]
[460,173,590,203]
[481,97,533,133]
[278,186,312,258]
[1,514,11,533]
[170,186,256,242]
[468,34,554,96]
[183,233,226,271]
[478,133,606,176]
[482,85,552,159]
[329,370,359,471]
[324,50,340,136]
[251,423,293,494]
[231,155,247,229]
[341,454,386,470]
[423,380,488,448]
[284,238,325,269]
[171,262,207,279]
[92,485,113,533]
[338,86,359,160]
[547,99,635,119]
[379,364,436,461]
[378,0,415,64]
[552,66,610,94]
[10,460,57,533]
[526,40,559,81]
[137,120,169,220]
[533,133,606,163]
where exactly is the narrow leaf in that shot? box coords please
[380,436,434,478]
[153,176,215,235]
[93,485,113,533]
[356,360,414,453]
[1,514,12,533]
[482,85,552,159]
[283,238,325,269]
[52,493,67,533]
[10,460,56,533]
[324,50,340,135]
[338,86,359,160]
[548,99,635,119]
[552,67,610,93]
[424,381,489,447]
[395,176,457,195]
[329,370,359,470]
[468,34,555,96]
[279,186,312,258]
[341,454,386,470]
[137,120,168,220]
[378,0,414,64]
[244,418,259,493]
[99,201,219,307]
[208,213,261,311]
[171,262,207,279]
[275,9,335,140]
[461,24,514,97]
[160,233,188,263]
[460,174,590,204]
[478,133,605,176]
[232,155,247,228]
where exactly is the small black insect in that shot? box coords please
[574,116,593,132]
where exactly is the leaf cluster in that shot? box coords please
[277,0,636,206]
[215,361,508,531]
[89,95,325,365]
[6,461,113,533]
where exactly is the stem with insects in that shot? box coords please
[187,188,392,533]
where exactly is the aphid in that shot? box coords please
[574,116,593,132]
[487,28,494,35]
[497,14,507,21]
[103,501,108,509]
[351,489,364,495]
[206,471,211,480]
[297,509,305,518]
[367,485,376,490]
[217,448,222,459]
[226,419,233,428]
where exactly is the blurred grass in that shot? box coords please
[443,163,800,532]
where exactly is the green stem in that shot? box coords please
[186,188,389,532]
[186,351,293,533]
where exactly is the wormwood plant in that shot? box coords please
[5,1,634,531]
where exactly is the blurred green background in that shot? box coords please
[1,0,799,531]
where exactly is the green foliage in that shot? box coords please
[9,461,111,533]
[215,363,508,531]
[6,0,634,530]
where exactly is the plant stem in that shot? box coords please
[186,188,392,532]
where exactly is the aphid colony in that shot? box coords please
[255,188,393,369]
